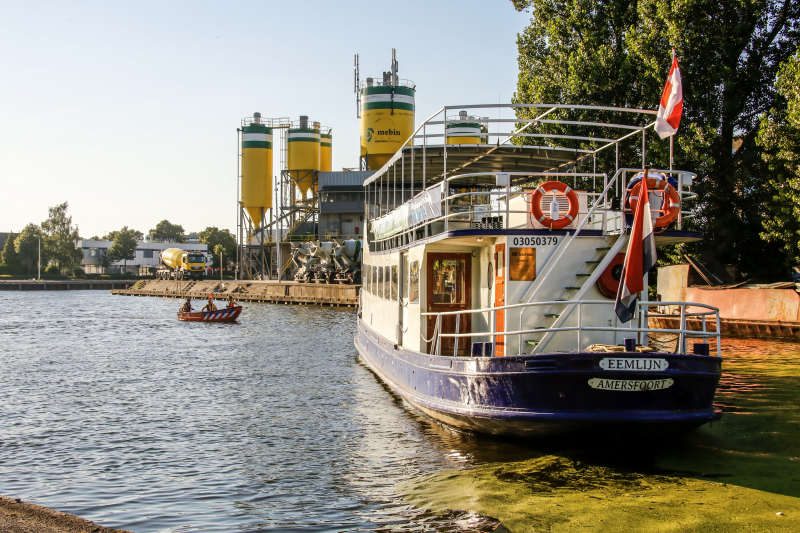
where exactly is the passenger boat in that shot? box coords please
[178,306,242,322]
[355,103,723,437]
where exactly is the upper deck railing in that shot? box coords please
[363,104,696,251]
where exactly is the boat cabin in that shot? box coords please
[360,104,719,358]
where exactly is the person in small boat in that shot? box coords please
[202,295,217,312]
[227,296,236,309]
[180,297,193,313]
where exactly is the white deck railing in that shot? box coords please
[368,167,698,251]
[420,300,722,358]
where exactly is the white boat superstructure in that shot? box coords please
[354,103,722,436]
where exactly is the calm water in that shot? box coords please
[1,291,798,532]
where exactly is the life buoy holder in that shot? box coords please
[529,181,580,230]
[627,177,681,228]
[596,253,625,299]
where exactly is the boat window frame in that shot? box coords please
[391,264,399,301]
[377,265,384,299]
[384,265,391,300]
[409,260,419,304]
[402,255,410,301]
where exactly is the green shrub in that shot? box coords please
[45,264,60,275]
[72,267,86,278]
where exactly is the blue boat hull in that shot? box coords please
[355,319,722,437]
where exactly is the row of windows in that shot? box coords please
[362,259,420,303]
[87,248,155,258]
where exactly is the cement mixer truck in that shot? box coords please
[155,248,206,280]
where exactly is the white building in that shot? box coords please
[78,238,208,275]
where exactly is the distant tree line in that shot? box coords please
[511,0,799,281]
[1,206,238,277]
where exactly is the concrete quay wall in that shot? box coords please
[0,280,134,291]
[112,279,360,307]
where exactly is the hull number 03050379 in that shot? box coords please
[512,237,558,246]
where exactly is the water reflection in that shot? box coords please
[2,291,799,532]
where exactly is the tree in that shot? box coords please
[199,227,236,268]
[107,226,139,270]
[15,224,44,277]
[1,233,20,270]
[512,0,800,280]
[758,52,800,268]
[41,202,83,271]
[149,220,185,243]
[103,229,143,242]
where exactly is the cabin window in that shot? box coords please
[372,265,378,295]
[364,265,370,294]
[383,265,390,300]
[409,260,419,303]
[402,255,409,300]
[431,259,466,304]
[377,266,384,299]
[496,247,505,277]
[391,265,398,300]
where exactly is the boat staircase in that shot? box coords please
[515,232,628,354]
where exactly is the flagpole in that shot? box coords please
[669,48,676,171]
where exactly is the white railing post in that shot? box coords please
[578,303,582,352]
[504,176,510,229]
[491,306,496,357]
[678,304,686,354]
[436,314,442,356]
[454,313,460,357]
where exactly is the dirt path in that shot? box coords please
[0,496,133,533]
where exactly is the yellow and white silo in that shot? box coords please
[241,113,273,228]
[360,77,415,170]
[320,131,332,172]
[446,111,484,144]
[287,116,320,198]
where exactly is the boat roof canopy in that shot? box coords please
[363,104,658,189]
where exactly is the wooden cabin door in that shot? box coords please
[427,253,472,356]
[494,243,506,356]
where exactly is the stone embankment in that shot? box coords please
[112,279,360,307]
[0,495,132,533]
[0,280,133,291]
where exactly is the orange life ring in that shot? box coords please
[627,177,680,228]
[596,253,625,299]
[529,181,580,230]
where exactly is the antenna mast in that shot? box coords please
[391,48,398,86]
[354,54,361,119]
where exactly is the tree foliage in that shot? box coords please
[149,220,186,243]
[41,202,83,270]
[15,224,44,276]
[1,233,20,268]
[107,226,139,267]
[104,228,143,242]
[512,0,800,280]
[199,227,236,268]
[757,52,800,267]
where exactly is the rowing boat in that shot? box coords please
[178,306,242,322]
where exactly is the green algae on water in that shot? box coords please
[399,338,800,531]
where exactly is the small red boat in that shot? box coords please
[178,306,242,322]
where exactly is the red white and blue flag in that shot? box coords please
[615,173,658,323]
[654,55,683,139]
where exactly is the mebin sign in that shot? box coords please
[367,119,401,143]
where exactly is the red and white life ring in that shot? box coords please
[627,177,681,228]
[529,181,580,230]
[596,253,625,299]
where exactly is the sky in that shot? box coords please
[0,1,530,238]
